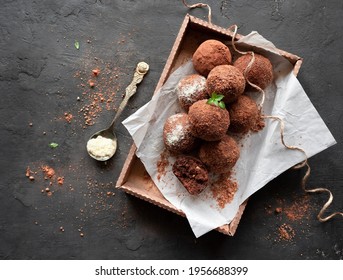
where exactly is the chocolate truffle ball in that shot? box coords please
[163,113,197,153]
[172,156,209,195]
[188,99,230,141]
[234,53,273,90]
[199,135,240,174]
[229,95,259,134]
[206,65,246,104]
[192,39,232,77]
[176,74,208,111]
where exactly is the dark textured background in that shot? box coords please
[0,0,342,259]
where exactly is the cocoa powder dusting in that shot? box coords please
[211,174,238,208]
[284,195,311,221]
[75,64,121,127]
[57,176,64,185]
[157,149,170,181]
[64,112,73,123]
[74,58,128,127]
[278,223,295,241]
[251,111,265,132]
[42,166,55,179]
[270,195,312,222]
[25,166,31,177]
[264,194,315,242]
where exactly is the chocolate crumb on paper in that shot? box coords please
[211,173,238,209]
[157,149,170,181]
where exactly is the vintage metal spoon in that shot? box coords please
[86,61,149,161]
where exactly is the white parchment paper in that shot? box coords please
[122,32,336,237]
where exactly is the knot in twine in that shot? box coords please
[182,0,212,24]
[182,2,343,222]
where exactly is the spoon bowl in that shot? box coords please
[86,62,149,161]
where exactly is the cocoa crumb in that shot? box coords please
[251,110,265,132]
[211,174,238,208]
[74,61,125,126]
[57,176,64,185]
[284,195,311,221]
[275,207,282,214]
[64,113,73,123]
[42,166,55,179]
[157,149,170,180]
[26,166,31,177]
[278,223,295,241]
[89,80,95,88]
[92,69,100,76]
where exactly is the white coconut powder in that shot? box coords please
[177,75,206,103]
[166,124,186,146]
[87,135,117,161]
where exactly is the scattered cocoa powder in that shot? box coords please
[278,223,295,241]
[42,166,55,179]
[211,174,238,208]
[251,111,265,132]
[64,112,73,123]
[92,68,100,76]
[157,149,170,180]
[270,195,312,222]
[88,80,95,88]
[57,176,64,185]
[284,195,311,221]
[26,166,33,178]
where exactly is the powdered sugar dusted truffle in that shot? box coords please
[193,39,232,77]
[176,74,208,111]
[163,113,197,153]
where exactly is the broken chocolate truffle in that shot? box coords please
[172,156,209,195]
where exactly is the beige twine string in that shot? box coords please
[229,26,343,222]
[263,116,343,222]
[229,24,265,108]
[181,0,212,24]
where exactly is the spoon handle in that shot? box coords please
[110,62,149,129]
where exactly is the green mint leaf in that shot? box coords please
[216,94,224,101]
[74,41,80,50]
[49,142,59,149]
[219,101,226,109]
[207,93,226,109]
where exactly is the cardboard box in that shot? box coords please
[116,14,303,236]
